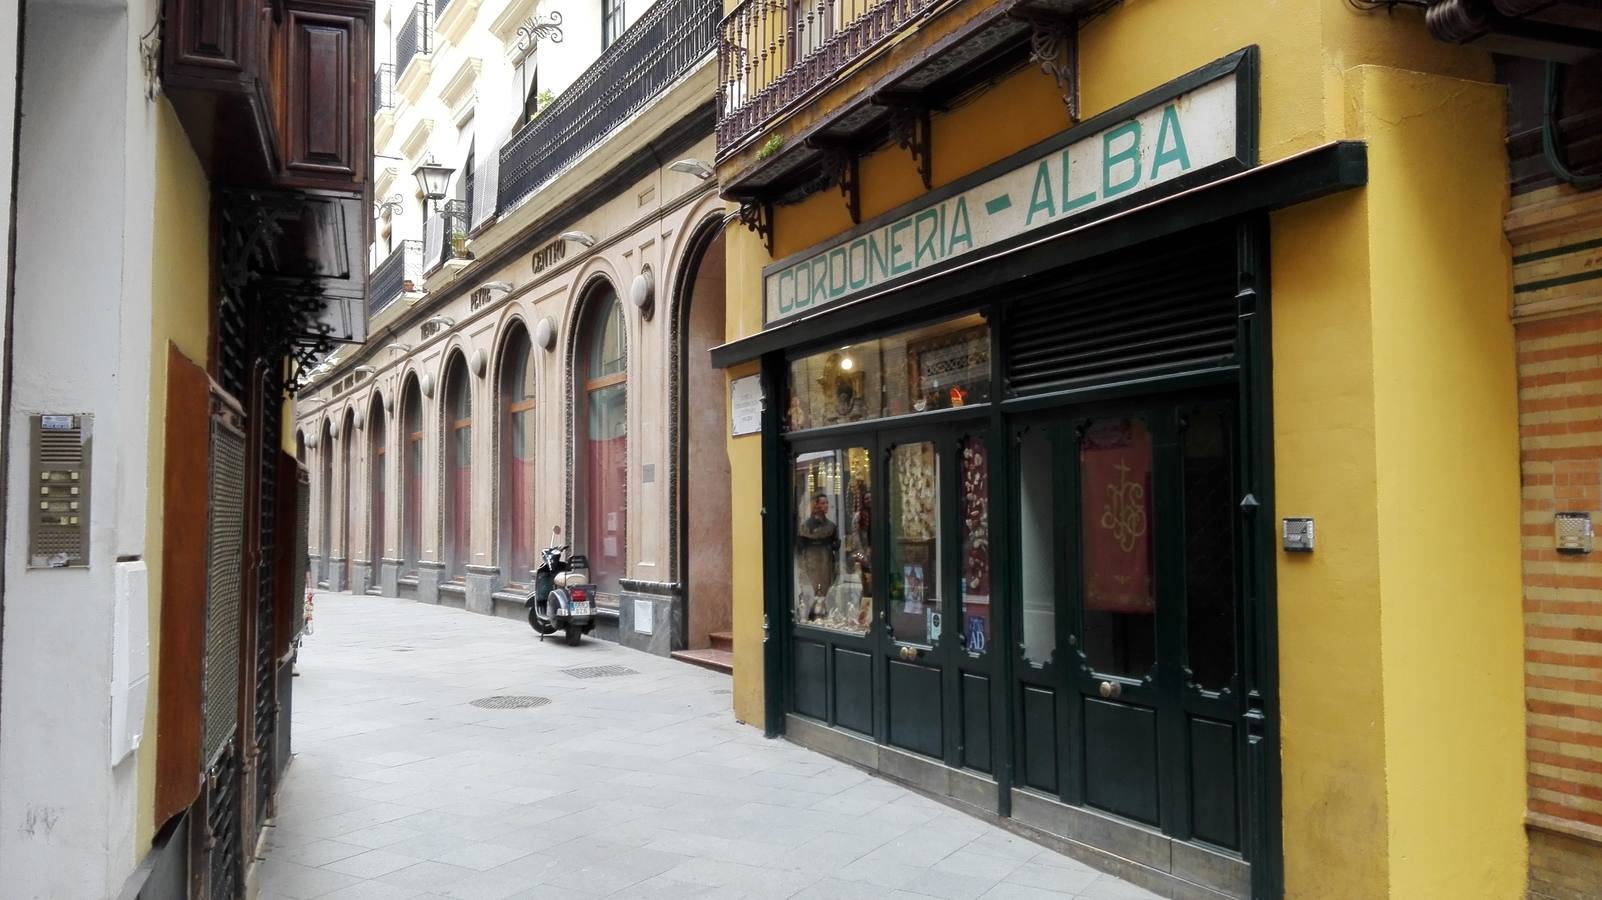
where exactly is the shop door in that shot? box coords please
[1012,396,1245,851]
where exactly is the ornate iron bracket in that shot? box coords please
[892,106,933,190]
[807,139,861,225]
[1025,17,1080,124]
[737,201,774,255]
[516,11,565,52]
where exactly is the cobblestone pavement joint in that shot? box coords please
[260,593,1163,900]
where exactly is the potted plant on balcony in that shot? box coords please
[450,232,472,260]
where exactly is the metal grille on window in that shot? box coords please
[202,408,246,764]
[293,470,310,641]
[206,741,243,899]
[1006,229,1237,396]
[217,293,249,400]
[254,371,281,826]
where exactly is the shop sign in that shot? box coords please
[763,50,1256,325]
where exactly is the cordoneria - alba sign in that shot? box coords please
[763,49,1258,325]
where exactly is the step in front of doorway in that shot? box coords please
[672,647,733,675]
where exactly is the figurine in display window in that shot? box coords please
[796,492,840,622]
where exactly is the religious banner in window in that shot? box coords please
[1080,418,1154,614]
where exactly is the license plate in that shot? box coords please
[569,602,593,616]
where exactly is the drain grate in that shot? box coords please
[711,688,732,695]
[561,665,638,680]
[470,695,551,710]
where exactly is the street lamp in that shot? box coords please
[413,155,456,218]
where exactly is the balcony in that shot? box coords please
[716,0,940,154]
[396,3,432,81]
[373,63,395,113]
[424,200,473,275]
[715,0,1111,205]
[370,240,424,317]
[496,0,720,212]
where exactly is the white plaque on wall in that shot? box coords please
[731,374,763,437]
[634,598,653,635]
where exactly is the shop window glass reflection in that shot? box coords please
[1080,418,1156,678]
[792,447,872,635]
[1184,406,1237,690]
[1018,428,1056,667]
[786,314,990,432]
[887,442,941,647]
[960,435,991,656]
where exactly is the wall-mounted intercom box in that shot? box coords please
[28,413,91,568]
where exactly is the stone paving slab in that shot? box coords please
[259,594,1161,900]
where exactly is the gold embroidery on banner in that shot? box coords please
[1100,459,1147,553]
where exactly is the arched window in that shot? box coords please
[320,419,334,572]
[577,288,627,597]
[499,326,537,584]
[369,396,387,578]
[401,378,424,573]
[443,353,473,581]
[296,429,306,464]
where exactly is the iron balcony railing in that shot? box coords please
[497,0,719,212]
[396,4,431,80]
[370,240,423,317]
[716,0,939,155]
[373,63,395,113]
[424,200,472,273]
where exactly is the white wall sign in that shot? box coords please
[763,51,1256,324]
[633,598,653,635]
[730,374,763,436]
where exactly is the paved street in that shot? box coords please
[260,594,1160,900]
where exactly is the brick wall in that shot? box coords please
[1513,182,1602,898]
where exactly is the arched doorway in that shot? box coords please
[499,325,537,585]
[575,284,628,599]
[320,419,333,587]
[369,394,387,591]
[342,407,357,591]
[400,377,424,577]
[678,224,733,653]
[442,353,473,582]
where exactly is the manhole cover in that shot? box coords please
[470,695,551,710]
[562,665,638,679]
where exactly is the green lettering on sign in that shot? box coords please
[1102,121,1142,198]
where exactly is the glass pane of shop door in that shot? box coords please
[792,448,874,635]
[1079,418,1156,678]
[887,441,943,647]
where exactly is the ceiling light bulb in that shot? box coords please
[839,356,854,371]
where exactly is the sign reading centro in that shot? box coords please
[764,72,1241,324]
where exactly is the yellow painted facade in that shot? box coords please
[720,0,1526,895]
[138,100,214,849]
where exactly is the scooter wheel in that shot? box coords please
[564,626,582,646]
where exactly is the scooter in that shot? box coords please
[526,526,597,645]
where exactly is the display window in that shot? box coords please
[791,446,873,635]
[785,313,990,432]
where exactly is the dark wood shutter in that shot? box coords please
[1006,228,1237,396]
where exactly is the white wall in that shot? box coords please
[0,0,159,895]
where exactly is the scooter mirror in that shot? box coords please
[551,525,562,538]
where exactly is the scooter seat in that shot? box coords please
[553,571,587,588]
